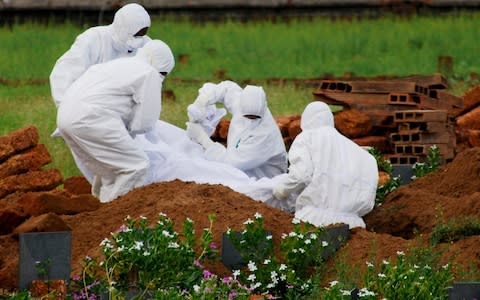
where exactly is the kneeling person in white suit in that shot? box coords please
[186,81,288,180]
[57,40,175,202]
[272,101,378,229]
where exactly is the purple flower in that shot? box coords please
[203,269,213,279]
[228,290,238,299]
[194,260,203,268]
[209,242,217,249]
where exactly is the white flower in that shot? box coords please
[159,212,167,217]
[162,230,173,238]
[288,232,297,237]
[413,264,419,269]
[266,235,273,240]
[279,264,287,271]
[329,280,339,287]
[100,238,111,247]
[309,233,317,240]
[267,283,275,289]
[117,245,125,252]
[186,217,193,223]
[292,218,301,224]
[305,239,311,244]
[298,234,304,239]
[396,250,405,256]
[168,242,180,248]
[143,251,150,256]
[382,260,390,265]
[248,261,257,272]
[442,263,450,269]
[378,273,386,278]
[247,274,256,281]
[243,218,254,225]
[140,215,147,220]
[366,261,374,268]
[358,287,376,297]
[280,274,287,281]
[299,248,305,253]
[233,270,241,279]
[270,271,278,279]
[263,259,271,265]
[193,284,200,293]
[322,241,329,247]
[226,228,232,234]
[133,241,143,250]
[124,215,131,220]
[254,212,262,219]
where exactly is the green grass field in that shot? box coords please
[0,15,479,177]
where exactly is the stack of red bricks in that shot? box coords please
[311,74,463,164]
[0,125,99,237]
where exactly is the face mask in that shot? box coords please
[126,36,144,52]
[243,117,262,130]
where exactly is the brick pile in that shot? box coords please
[214,74,480,166]
[0,125,100,236]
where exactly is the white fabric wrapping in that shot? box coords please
[273,101,378,228]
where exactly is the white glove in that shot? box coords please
[187,103,205,123]
[193,89,217,108]
[186,122,214,149]
[272,185,289,201]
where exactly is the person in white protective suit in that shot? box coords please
[50,3,152,108]
[49,3,152,183]
[56,40,175,203]
[186,81,288,180]
[271,101,378,229]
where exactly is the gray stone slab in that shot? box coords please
[18,231,71,290]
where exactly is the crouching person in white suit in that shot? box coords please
[271,101,378,228]
[186,80,288,180]
[57,40,175,202]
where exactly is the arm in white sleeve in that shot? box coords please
[128,70,163,135]
[49,31,99,107]
[204,132,272,171]
[274,134,313,197]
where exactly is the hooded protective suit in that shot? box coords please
[50,3,151,107]
[273,101,378,228]
[187,81,288,179]
[57,40,175,203]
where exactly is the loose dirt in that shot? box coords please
[2,146,480,291]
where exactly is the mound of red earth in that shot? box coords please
[2,85,480,291]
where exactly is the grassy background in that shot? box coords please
[0,15,479,178]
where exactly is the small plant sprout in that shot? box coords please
[35,258,52,281]
[412,145,441,180]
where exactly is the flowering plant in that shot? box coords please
[226,213,329,298]
[318,249,453,299]
[68,256,106,300]
[99,213,217,297]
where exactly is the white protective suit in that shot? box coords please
[187,81,288,180]
[50,3,151,107]
[272,101,378,228]
[57,40,175,203]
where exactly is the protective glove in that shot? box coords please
[272,185,289,201]
[187,103,204,123]
[186,122,214,149]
